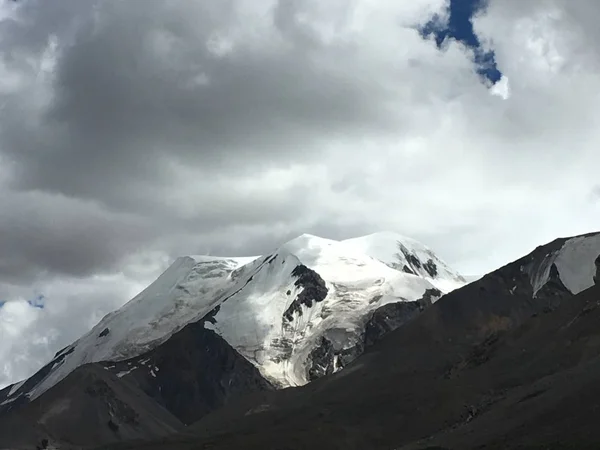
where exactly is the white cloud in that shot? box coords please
[490,75,510,99]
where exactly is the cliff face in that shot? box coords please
[107,318,274,426]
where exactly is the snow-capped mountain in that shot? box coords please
[0,232,464,406]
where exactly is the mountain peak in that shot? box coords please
[354,230,419,242]
[279,234,338,254]
[340,232,465,292]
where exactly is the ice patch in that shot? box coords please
[527,234,600,296]
[555,234,600,294]
[529,252,556,297]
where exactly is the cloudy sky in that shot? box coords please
[1,0,599,388]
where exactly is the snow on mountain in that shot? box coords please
[16,232,465,402]
[206,234,443,387]
[340,232,466,292]
[528,233,600,296]
[27,255,260,401]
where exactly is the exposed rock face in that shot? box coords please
[99,327,110,338]
[419,287,443,308]
[301,236,587,389]
[307,337,336,381]
[0,310,273,428]
[595,254,600,284]
[283,264,328,321]
[0,365,183,449]
[85,379,139,427]
[106,319,273,425]
[423,258,438,277]
[400,244,422,271]
[364,301,422,348]
[402,265,415,275]
[364,288,441,348]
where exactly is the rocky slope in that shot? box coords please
[0,364,183,450]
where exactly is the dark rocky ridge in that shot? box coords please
[307,337,336,381]
[103,310,273,426]
[422,258,438,277]
[0,364,183,449]
[363,301,421,347]
[283,264,328,321]
[0,344,77,416]
[365,287,441,348]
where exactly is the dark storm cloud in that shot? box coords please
[0,0,410,280]
[2,0,400,206]
[0,191,157,282]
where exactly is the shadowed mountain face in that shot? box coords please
[103,319,274,426]
[0,320,272,448]
[0,364,183,450]
[2,232,600,450]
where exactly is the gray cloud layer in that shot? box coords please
[4,1,402,200]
